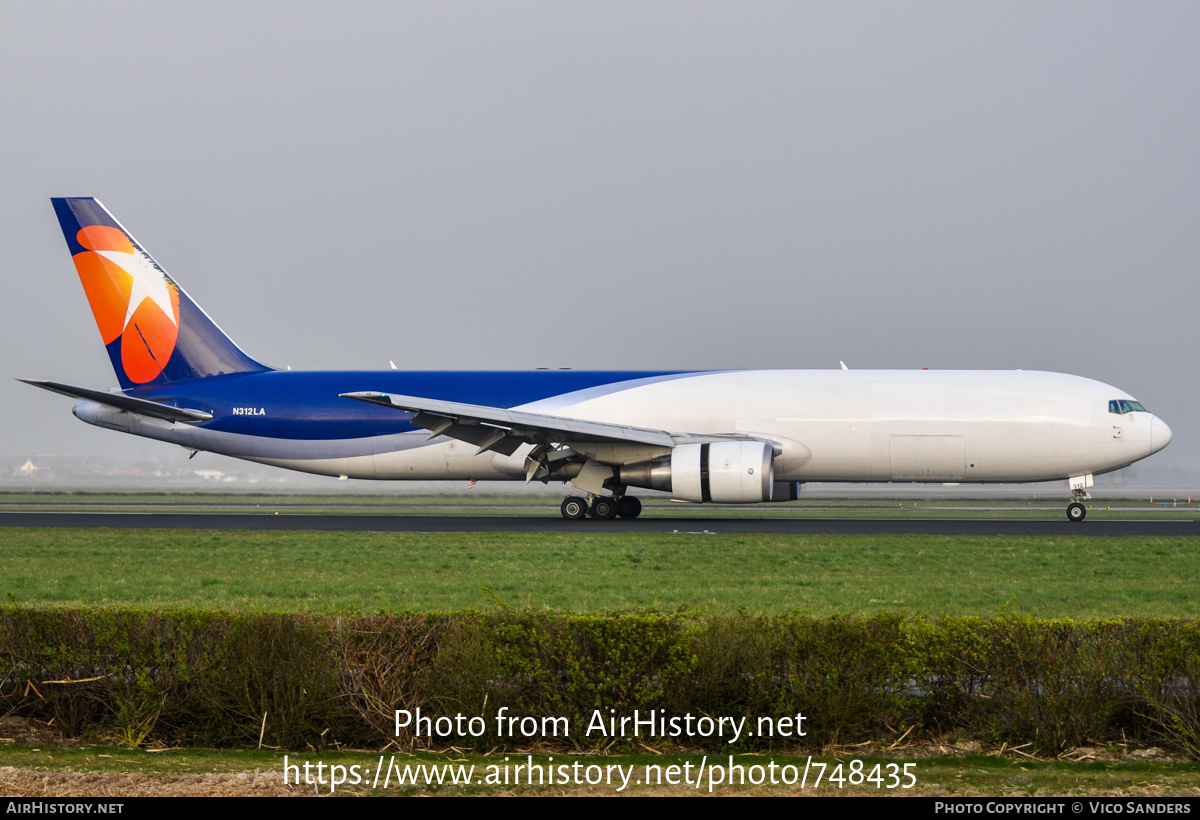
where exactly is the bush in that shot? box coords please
[916,616,1131,754]
[489,612,697,750]
[1125,620,1200,759]
[3,606,1200,755]
[337,613,448,749]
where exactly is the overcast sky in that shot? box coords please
[3,2,1197,474]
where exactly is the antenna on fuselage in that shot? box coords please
[840,361,849,370]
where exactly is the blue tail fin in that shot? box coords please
[52,198,271,388]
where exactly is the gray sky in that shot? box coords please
[3,2,1197,473]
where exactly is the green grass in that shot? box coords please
[2,528,1198,616]
[1,744,1197,796]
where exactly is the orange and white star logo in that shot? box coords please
[72,225,180,383]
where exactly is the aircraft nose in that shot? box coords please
[1151,415,1173,454]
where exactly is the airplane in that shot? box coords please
[23,197,1172,522]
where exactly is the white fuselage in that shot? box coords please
[73,369,1171,487]
[316,370,1170,484]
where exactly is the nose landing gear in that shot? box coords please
[1066,488,1090,522]
[1066,474,1093,522]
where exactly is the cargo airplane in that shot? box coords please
[23,198,1172,521]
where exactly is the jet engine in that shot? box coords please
[618,441,775,503]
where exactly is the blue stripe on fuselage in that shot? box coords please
[123,370,690,440]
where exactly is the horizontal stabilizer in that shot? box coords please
[19,379,213,423]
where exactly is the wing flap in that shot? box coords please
[410,411,524,456]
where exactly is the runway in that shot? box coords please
[1,511,1196,536]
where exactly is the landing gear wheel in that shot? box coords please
[1067,502,1086,522]
[617,496,642,519]
[561,496,588,520]
[590,497,618,520]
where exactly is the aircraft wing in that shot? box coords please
[340,390,763,457]
[19,379,214,423]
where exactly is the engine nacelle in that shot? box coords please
[619,441,775,503]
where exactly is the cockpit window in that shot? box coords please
[1109,399,1147,414]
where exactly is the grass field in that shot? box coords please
[3,498,1199,797]
[1,491,1196,519]
[1,742,1197,796]
[2,527,1198,616]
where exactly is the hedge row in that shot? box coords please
[2,607,1199,755]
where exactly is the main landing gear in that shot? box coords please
[617,496,642,519]
[560,496,588,520]
[560,494,642,520]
